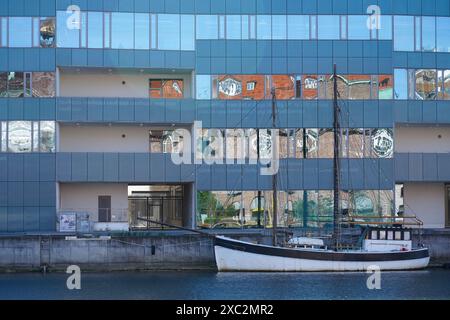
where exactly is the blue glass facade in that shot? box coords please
[0,0,450,232]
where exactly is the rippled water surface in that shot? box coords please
[1,269,449,300]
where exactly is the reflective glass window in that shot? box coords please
[196,75,211,100]
[378,75,393,99]
[340,16,347,39]
[438,70,450,100]
[249,15,256,39]
[32,72,55,97]
[227,15,241,40]
[394,16,414,51]
[287,15,309,40]
[348,128,364,158]
[318,128,334,158]
[8,121,32,152]
[39,121,55,152]
[215,75,265,100]
[111,13,134,49]
[0,72,7,97]
[219,15,225,39]
[80,12,87,47]
[134,13,149,50]
[7,72,24,98]
[415,17,421,51]
[347,75,371,100]
[272,15,286,40]
[1,18,8,46]
[422,17,436,52]
[257,15,271,39]
[371,129,394,158]
[149,79,183,99]
[303,75,318,100]
[40,17,55,47]
[104,13,111,48]
[196,15,218,40]
[271,75,295,100]
[310,15,317,39]
[57,11,80,47]
[181,15,195,50]
[87,12,103,48]
[150,14,157,49]
[415,69,437,100]
[318,15,340,40]
[379,15,392,40]
[1,121,6,152]
[348,15,370,40]
[9,17,32,47]
[305,129,318,158]
[437,17,450,53]
[241,15,249,39]
[394,69,408,100]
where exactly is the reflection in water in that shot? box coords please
[0,270,449,300]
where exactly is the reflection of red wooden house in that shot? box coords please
[302,75,318,99]
[217,75,266,100]
[149,79,184,99]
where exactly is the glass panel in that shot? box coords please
[347,75,371,100]
[318,190,333,227]
[216,75,265,100]
[310,15,317,39]
[279,129,289,159]
[348,15,370,40]
[40,17,55,47]
[225,129,246,162]
[57,10,80,47]
[241,15,249,39]
[196,75,211,100]
[181,15,195,50]
[394,69,408,99]
[1,18,8,46]
[271,75,295,99]
[318,15,340,40]
[257,15,271,39]
[1,121,6,152]
[379,190,394,216]
[272,15,286,40]
[437,17,450,53]
[378,75,393,99]
[158,14,180,50]
[422,17,436,52]
[7,72,24,98]
[379,15,392,40]
[351,190,377,216]
[9,17,32,47]
[371,128,394,158]
[303,75,318,100]
[258,129,272,159]
[32,121,39,152]
[104,13,110,48]
[219,15,225,39]
[415,69,437,100]
[0,72,7,97]
[326,74,348,99]
[31,72,55,97]
[415,17,421,52]
[111,13,134,49]
[340,16,347,39]
[318,128,334,158]
[394,16,414,51]
[134,13,149,50]
[24,72,31,97]
[196,15,218,40]
[348,128,364,158]
[150,14,157,49]
[87,12,103,48]
[438,70,450,100]
[34,18,41,46]
[249,15,256,39]
[8,121,32,152]
[149,79,183,99]
[305,129,318,158]
[227,15,241,40]
[80,12,87,47]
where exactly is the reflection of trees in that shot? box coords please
[197,191,238,225]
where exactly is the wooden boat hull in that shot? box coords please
[214,236,430,272]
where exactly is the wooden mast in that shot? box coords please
[333,64,341,250]
[271,87,278,246]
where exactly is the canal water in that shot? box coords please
[0,269,449,300]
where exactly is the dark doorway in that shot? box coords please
[98,195,112,222]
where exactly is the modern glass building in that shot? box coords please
[0,0,450,233]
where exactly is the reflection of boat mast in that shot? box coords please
[271,87,278,246]
[332,64,341,250]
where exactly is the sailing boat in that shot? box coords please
[213,65,430,272]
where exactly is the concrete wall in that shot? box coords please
[395,126,450,153]
[59,70,192,98]
[59,125,151,152]
[403,182,446,228]
[59,183,129,221]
